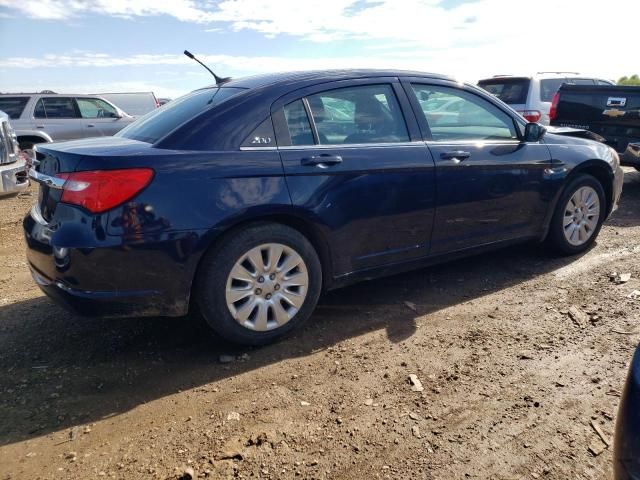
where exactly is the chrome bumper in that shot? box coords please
[0,158,28,196]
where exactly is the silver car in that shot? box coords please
[0,93,135,151]
[0,110,28,197]
[477,72,615,125]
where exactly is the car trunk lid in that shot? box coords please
[31,137,151,222]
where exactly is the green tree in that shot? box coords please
[618,74,640,86]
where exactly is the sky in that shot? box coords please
[0,0,637,99]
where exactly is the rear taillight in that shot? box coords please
[549,92,560,122]
[519,110,542,123]
[56,168,154,213]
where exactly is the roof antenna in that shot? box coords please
[183,50,231,85]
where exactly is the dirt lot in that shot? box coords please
[1,173,640,480]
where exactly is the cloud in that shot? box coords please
[1,0,639,92]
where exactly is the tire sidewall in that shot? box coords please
[549,174,606,255]
[196,224,322,345]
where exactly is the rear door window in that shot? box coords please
[34,97,80,119]
[117,87,243,144]
[283,100,314,146]
[0,97,29,119]
[477,78,530,104]
[306,84,409,145]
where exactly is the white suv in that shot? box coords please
[477,72,615,125]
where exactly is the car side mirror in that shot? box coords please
[524,122,546,142]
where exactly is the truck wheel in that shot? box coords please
[547,174,605,255]
[196,223,322,345]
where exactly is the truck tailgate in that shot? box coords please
[552,84,640,153]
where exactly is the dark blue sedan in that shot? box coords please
[24,70,624,345]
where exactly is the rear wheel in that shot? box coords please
[196,224,322,345]
[547,174,605,255]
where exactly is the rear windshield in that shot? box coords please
[0,97,29,119]
[540,79,566,102]
[117,87,244,144]
[540,78,596,102]
[477,78,530,104]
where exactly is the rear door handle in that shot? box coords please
[36,125,45,129]
[440,150,471,161]
[87,124,95,127]
[300,154,343,167]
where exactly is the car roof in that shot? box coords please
[201,69,454,91]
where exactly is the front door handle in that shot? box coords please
[300,154,343,167]
[36,125,45,129]
[87,124,95,127]
[440,150,471,161]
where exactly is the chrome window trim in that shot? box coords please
[424,139,521,146]
[240,141,426,151]
[29,169,66,189]
[278,141,426,150]
[240,146,278,151]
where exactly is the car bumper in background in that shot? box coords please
[615,345,640,479]
[621,143,640,168]
[0,158,28,196]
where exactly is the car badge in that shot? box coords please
[603,108,626,118]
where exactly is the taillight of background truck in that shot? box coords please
[549,92,560,122]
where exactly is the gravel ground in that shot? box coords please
[1,172,640,480]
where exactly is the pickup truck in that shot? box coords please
[0,110,28,196]
[550,84,640,169]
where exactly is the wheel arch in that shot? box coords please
[17,133,52,149]
[540,159,614,241]
[189,212,334,311]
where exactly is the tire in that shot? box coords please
[195,223,322,345]
[546,174,606,255]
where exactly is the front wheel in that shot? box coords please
[546,174,606,255]
[196,224,322,345]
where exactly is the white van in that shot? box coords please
[96,92,159,117]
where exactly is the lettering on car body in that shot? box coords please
[251,136,272,144]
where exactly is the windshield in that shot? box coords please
[117,87,244,144]
[477,78,530,105]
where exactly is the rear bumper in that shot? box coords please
[0,158,28,196]
[23,203,206,318]
[29,265,171,317]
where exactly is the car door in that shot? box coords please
[75,97,127,136]
[273,78,437,276]
[32,97,87,141]
[403,79,552,255]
